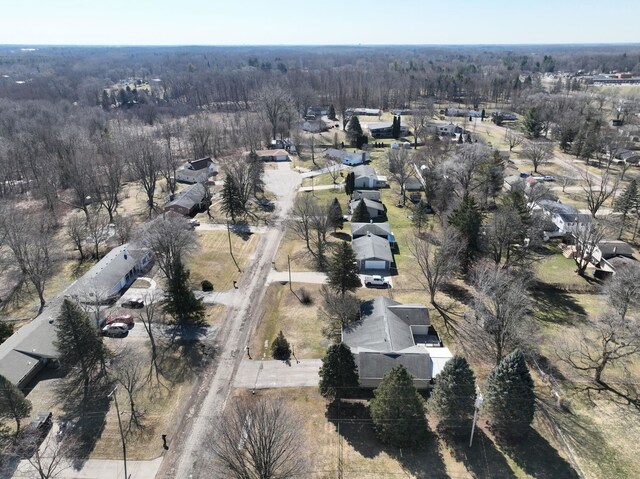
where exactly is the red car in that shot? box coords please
[106,314,134,327]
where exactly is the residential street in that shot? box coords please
[157,162,301,479]
[267,270,328,284]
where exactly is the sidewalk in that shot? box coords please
[13,457,162,479]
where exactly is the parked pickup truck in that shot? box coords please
[363,275,390,288]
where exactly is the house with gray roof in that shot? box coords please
[349,198,385,220]
[352,165,387,189]
[66,244,153,304]
[351,222,396,248]
[342,297,452,389]
[164,183,209,216]
[175,157,218,184]
[325,148,369,166]
[352,190,381,202]
[591,240,636,279]
[532,199,592,236]
[352,233,393,271]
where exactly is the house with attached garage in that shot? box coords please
[163,183,210,216]
[367,121,409,139]
[352,232,393,272]
[325,148,369,166]
[352,190,381,202]
[591,240,636,279]
[351,222,396,249]
[175,157,218,184]
[342,297,453,389]
[352,165,387,189]
[254,149,290,162]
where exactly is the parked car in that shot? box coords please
[409,192,421,203]
[102,322,129,337]
[519,172,530,178]
[363,275,390,288]
[189,218,200,228]
[543,176,556,182]
[122,297,144,309]
[106,314,134,327]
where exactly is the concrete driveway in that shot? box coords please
[234,359,321,389]
[12,457,162,479]
[267,270,328,284]
[300,164,348,178]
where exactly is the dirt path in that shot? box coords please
[157,162,301,479]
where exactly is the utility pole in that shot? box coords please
[287,255,293,292]
[469,386,484,448]
[227,220,241,272]
[108,387,129,479]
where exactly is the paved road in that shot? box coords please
[267,270,328,284]
[300,163,348,178]
[234,359,322,389]
[12,457,162,479]
[158,162,301,479]
[194,223,269,234]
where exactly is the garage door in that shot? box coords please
[365,260,386,270]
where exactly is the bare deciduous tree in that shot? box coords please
[572,222,607,276]
[521,141,553,173]
[212,396,305,479]
[409,227,464,307]
[581,168,620,218]
[468,262,534,365]
[505,129,523,152]
[111,348,145,431]
[140,215,195,283]
[388,148,415,205]
[318,285,360,339]
[85,205,110,260]
[21,430,77,479]
[287,195,316,252]
[66,213,88,262]
[604,263,640,320]
[256,85,295,141]
[324,159,342,187]
[125,132,161,213]
[139,290,165,387]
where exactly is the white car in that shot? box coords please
[101,322,129,337]
[363,275,390,288]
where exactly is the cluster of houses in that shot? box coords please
[528,197,637,278]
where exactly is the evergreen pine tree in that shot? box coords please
[522,107,543,138]
[164,259,206,326]
[271,330,291,360]
[328,104,336,120]
[448,194,482,272]
[346,116,363,145]
[614,179,638,239]
[412,201,430,232]
[327,242,362,295]
[0,374,32,434]
[391,115,401,139]
[458,132,464,144]
[318,343,359,401]
[221,177,243,222]
[351,199,371,223]
[428,356,476,435]
[328,198,344,232]
[369,365,428,447]
[345,172,355,196]
[55,299,109,400]
[485,349,535,438]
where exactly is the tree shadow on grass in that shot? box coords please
[440,428,516,479]
[331,231,351,242]
[496,425,579,479]
[159,337,213,385]
[326,401,448,478]
[55,378,114,470]
[530,285,587,325]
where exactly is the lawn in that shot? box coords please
[186,229,259,291]
[248,283,329,359]
[533,244,595,288]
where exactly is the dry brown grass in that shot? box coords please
[186,230,259,291]
[249,283,329,359]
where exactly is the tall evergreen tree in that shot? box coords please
[485,349,535,438]
[271,331,291,360]
[0,374,32,434]
[164,259,206,326]
[412,201,430,232]
[327,242,362,295]
[346,116,363,145]
[328,104,336,120]
[448,194,482,272]
[391,115,401,139]
[351,199,371,223]
[328,198,344,232]
[318,343,359,401]
[428,356,476,435]
[614,179,638,239]
[55,299,109,401]
[369,365,428,447]
[221,177,243,222]
[522,107,543,138]
[345,172,355,196]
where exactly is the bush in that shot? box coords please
[201,280,214,292]
[299,288,313,305]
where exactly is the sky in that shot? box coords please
[0,0,638,46]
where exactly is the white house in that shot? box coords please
[532,200,592,237]
[352,165,387,189]
[325,148,369,166]
[175,157,218,184]
[254,149,290,162]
